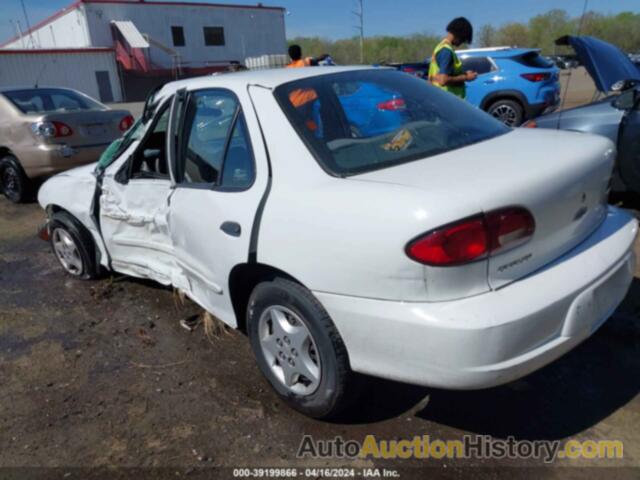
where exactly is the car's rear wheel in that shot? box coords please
[487,99,524,127]
[247,278,360,419]
[0,155,30,203]
[49,211,100,280]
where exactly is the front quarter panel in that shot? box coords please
[38,164,108,266]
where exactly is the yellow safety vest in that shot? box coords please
[428,40,465,99]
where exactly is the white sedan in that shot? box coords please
[38,67,638,418]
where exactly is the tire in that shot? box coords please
[0,155,30,203]
[487,99,524,127]
[247,278,360,419]
[49,211,100,280]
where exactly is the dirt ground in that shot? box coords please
[1,75,639,478]
[2,199,640,479]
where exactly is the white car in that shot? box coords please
[38,67,638,418]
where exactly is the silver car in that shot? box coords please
[529,36,640,194]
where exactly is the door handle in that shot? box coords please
[220,221,241,237]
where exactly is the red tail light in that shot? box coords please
[119,114,134,132]
[377,98,406,111]
[52,121,73,137]
[521,119,538,128]
[521,73,550,82]
[406,207,535,266]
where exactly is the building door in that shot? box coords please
[95,71,114,103]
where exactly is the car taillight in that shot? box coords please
[485,207,535,253]
[521,73,550,82]
[521,119,538,128]
[119,114,134,132]
[31,121,73,138]
[406,207,535,266]
[377,98,406,111]
[53,121,73,137]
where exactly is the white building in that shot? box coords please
[0,48,123,102]
[0,0,287,101]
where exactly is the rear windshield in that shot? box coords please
[274,69,509,176]
[514,52,553,69]
[3,88,103,114]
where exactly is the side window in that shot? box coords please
[178,90,254,189]
[128,103,171,180]
[461,57,494,75]
[220,113,254,189]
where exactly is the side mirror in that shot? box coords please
[613,88,637,111]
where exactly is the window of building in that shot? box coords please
[171,26,185,47]
[203,26,225,46]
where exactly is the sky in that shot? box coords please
[1,0,638,44]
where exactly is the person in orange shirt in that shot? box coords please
[286,44,321,132]
[286,44,313,68]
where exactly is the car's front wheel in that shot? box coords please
[247,278,359,419]
[487,99,524,127]
[0,155,29,203]
[49,211,100,280]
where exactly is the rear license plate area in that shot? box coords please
[562,255,633,337]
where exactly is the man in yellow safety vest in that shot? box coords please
[428,17,477,99]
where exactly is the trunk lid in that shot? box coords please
[354,129,614,290]
[39,109,131,147]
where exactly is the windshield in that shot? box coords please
[274,70,509,176]
[4,88,104,114]
[95,119,145,172]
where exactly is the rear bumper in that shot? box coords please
[19,143,110,179]
[315,207,637,389]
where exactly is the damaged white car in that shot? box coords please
[38,67,638,418]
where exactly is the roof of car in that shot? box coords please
[0,85,75,93]
[154,66,383,101]
[458,47,540,58]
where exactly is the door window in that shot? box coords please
[177,90,255,189]
[461,57,494,75]
[126,102,172,180]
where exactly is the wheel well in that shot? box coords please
[485,96,524,110]
[229,263,303,334]
[47,204,103,268]
[0,147,12,159]
[46,204,66,216]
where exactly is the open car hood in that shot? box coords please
[556,35,640,92]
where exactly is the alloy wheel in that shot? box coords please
[52,228,84,276]
[490,104,519,126]
[258,305,321,395]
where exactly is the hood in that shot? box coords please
[556,35,640,92]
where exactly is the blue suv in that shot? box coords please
[391,47,561,126]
